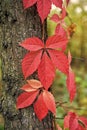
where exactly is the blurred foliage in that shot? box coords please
[47,0,87,127]
[0,125,4,130]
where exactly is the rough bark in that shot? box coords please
[0,0,53,130]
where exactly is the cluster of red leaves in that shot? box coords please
[23,0,63,22]
[50,6,76,37]
[20,34,76,101]
[17,79,56,120]
[64,112,87,130]
[50,6,67,34]
[20,34,69,90]
[17,0,78,124]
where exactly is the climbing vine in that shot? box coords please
[16,0,87,129]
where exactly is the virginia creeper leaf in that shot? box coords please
[79,117,87,128]
[46,35,68,50]
[22,51,42,78]
[20,37,44,51]
[34,93,48,120]
[67,51,76,102]
[37,0,51,23]
[27,79,43,89]
[50,14,60,22]
[23,0,37,9]
[42,90,56,115]
[23,0,63,23]
[21,84,37,92]
[17,91,39,109]
[21,79,43,92]
[66,69,76,102]
[64,112,78,130]
[52,0,62,9]
[38,52,55,90]
[48,50,69,74]
[69,113,78,130]
[55,24,67,36]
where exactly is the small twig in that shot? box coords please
[42,22,45,42]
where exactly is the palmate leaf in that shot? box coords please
[22,0,63,23]
[64,112,87,130]
[38,52,55,90]
[64,112,78,130]
[21,35,68,90]
[34,90,56,120]
[17,79,56,121]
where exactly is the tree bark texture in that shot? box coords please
[0,0,53,130]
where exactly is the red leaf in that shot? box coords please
[69,112,78,130]
[22,51,42,78]
[34,93,48,120]
[42,90,56,115]
[64,112,78,130]
[50,7,66,23]
[23,0,37,9]
[20,37,44,51]
[48,50,69,75]
[27,79,43,89]
[64,112,87,130]
[52,0,62,9]
[38,52,55,90]
[37,0,51,23]
[46,35,68,50]
[77,125,85,130]
[21,84,36,92]
[50,14,60,22]
[23,0,62,22]
[55,24,67,51]
[66,69,76,102]
[21,79,43,92]
[17,91,39,109]
[67,51,76,102]
[64,114,70,129]
[79,117,87,128]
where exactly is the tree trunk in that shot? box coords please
[0,0,53,130]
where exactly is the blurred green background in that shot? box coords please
[47,0,87,127]
[0,0,87,129]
